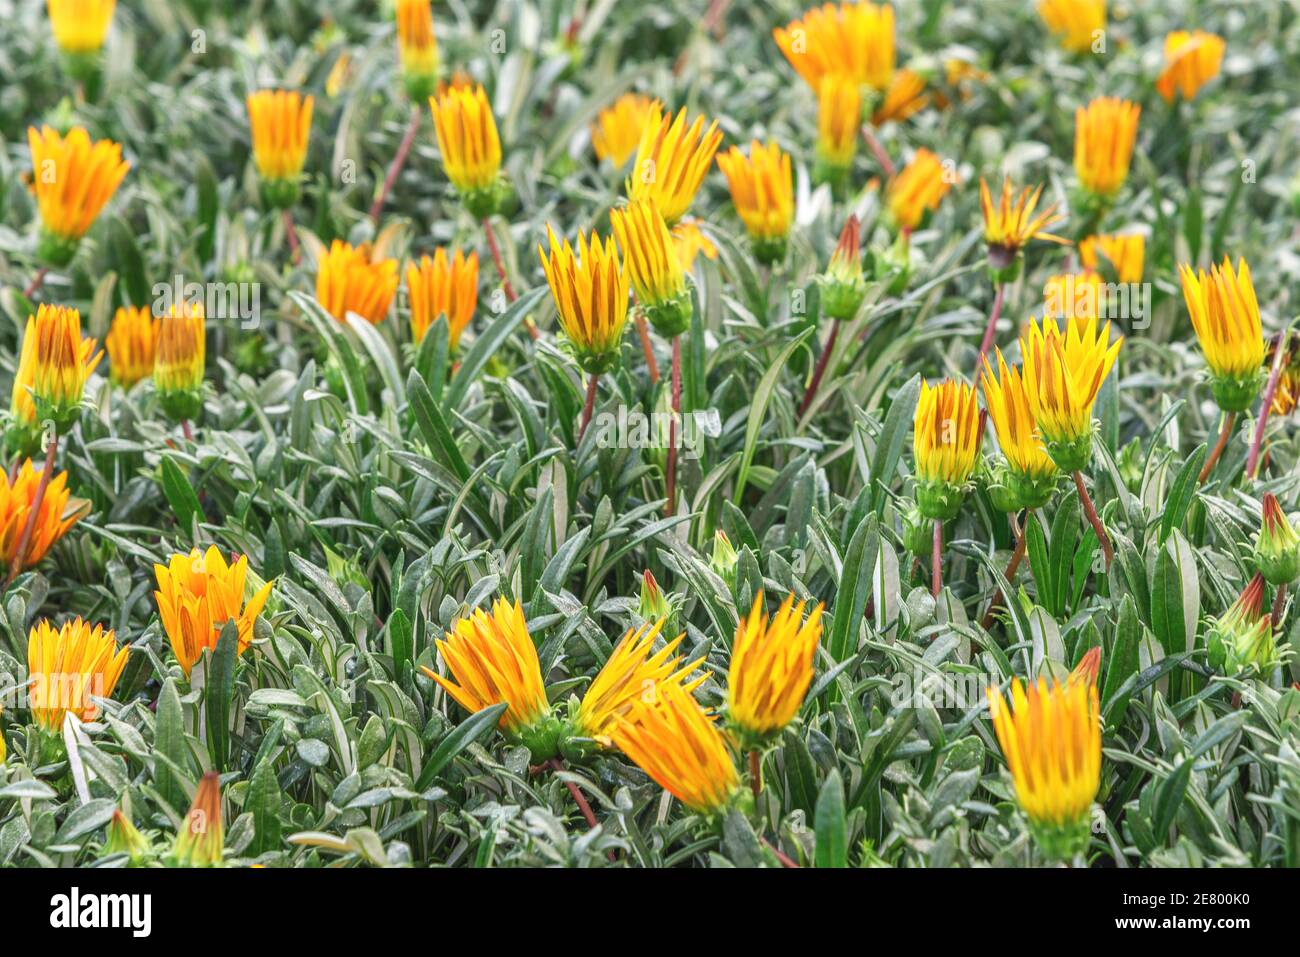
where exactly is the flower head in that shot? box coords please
[1256,494,1300,586]
[1079,233,1144,284]
[1074,97,1139,198]
[27,617,129,732]
[592,94,662,169]
[0,461,86,575]
[47,0,116,55]
[105,305,160,388]
[716,140,794,264]
[429,82,504,216]
[727,593,824,742]
[815,74,859,181]
[671,220,717,272]
[1178,258,1265,412]
[27,126,129,264]
[912,378,980,520]
[395,0,438,101]
[611,199,691,337]
[981,349,1058,509]
[638,570,672,622]
[819,215,867,321]
[711,531,739,588]
[1206,573,1276,675]
[9,307,101,451]
[980,177,1067,277]
[173,772,224,867]
[154,301,206,422]
[1156,30,1225,103]
[153,545,275,677]
[871,67,929,125]
[773,1,895,92]
[626,107,722,227]
[406,247,478,350]
[1269,337,1300,417]
[887,148,954,232]
[537,225,630,373]
[27,304,102,432]
[1036,0,1105,54]
[987,675,1100,859]
[247,90,313,208]
[316,240,399,325]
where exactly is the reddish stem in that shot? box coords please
[798,320,841,419]
[483,217,539,341]
[931,518,942,598]
[1273,583,1288,632]
[182,419,195,443]
[665,336,682,516]
[548,759,599,830]
[23,267,49,300]
[975,283,1006,378]
[578,372,599,441]
[369,105,421,225]
[760,835,800,868]
[1198,411,1236,484]
[282,210,301,265]
[1247,330,1291,480]
[635,314,660,384]
[859,123,896,178]
[6,431,58,587]
[1073,470,1113,569]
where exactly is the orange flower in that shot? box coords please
[872,68,929,125]
[592,94,663,168]
[626,107,722,226]
[1078,233,1144,284]
[887,148,954,231]
[105,305,159,388]
[773,1,895,92]
[0,460,87,575]
[395,0,438,100]
[27,125,129,263]
[1074,97,1140,197]
[1156,30,1224,102]
[246,90,313,207]
[407,247,479,350]
[27,617,129,732]
[316,240,399,324]
[27,304,103,431]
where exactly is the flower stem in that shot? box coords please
[282,210,301,266]
[859,123,896,178]
[548,758,599,830]
[975,283,1006,378]
[23,266,49,300]
[1198,410,1236,484]
[6,431,58,588]
[182,419,194,443]
[759,835,800,868]
[482,216,539,341]
[980,512,1027,630]
[1247,330,1290,480]
[748,749,762,799]
[578,372,599,441]
[1073,470,1113,569]
[798,320,841,419]
[369,104,421,225]
[931,517,943,598]
[665,335,682,517]
[1273,582,1288,632]
[635,314,660,384]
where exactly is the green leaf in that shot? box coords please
[388,608,413,677]
[247,759,285,856]
[1102,595,1142,720]
[445,285,547,411]
[733,328,813,503]
[414,703,508,792]
[827,513,878,663]
[1160,443,1206,543]
[153,678,191,814]
[1153,759,1193,841]
[1150,530,1199,698]
[205,621,240,770]
[868,374,921,517]
[159,456,203,539]
[814,769,848,868]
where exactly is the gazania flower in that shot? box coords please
[671,220,716,272]
[1079,233,1144,284]
[173,772,224,867]
[773,1,895,92]
[406,247,479,350]
[638,569,672,623]
[103,809,151,863]
[726,593,824,742]
[887,148,954,232]
[815,74,859,185]
[27,125,129,266]
[981,350,1058,510]
[0,461,86,576]
[716,140,794,265]
[1036,0,1105,54]
[1256,493,1300,586]
[1206,573,1275,675]
[325,51,352,99]
[979,177,1067,279]
[592,93,662,169]
[105,305,159,388]
[871,67,929,125]
[395,0,438,101]
[316,240,399,325]
[429,82,504,217]
[538,225,630,373]
[1269,337,1300,417]
[1074,97,1140,198]
[153,545,275,677]
[27,617,129,732]
[47,0,115,56]
[626,107,722,227]
[8,308,100,453]
[1070,646,1102,688]
[819,215,867,321]
[987,675,1100,859]
[1156,30,1225,103]
[611,199,692,337]
[1019,314,1123,471]
[28,304,102,432]
[612,681,739,816]
[912,379,980,520]
[154,301,206,422]
[1043,270,1104,322]
[1178,258,1265,413]
[246,90,313,208]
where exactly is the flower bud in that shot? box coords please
[1255,494,1300,586]
[710,531,739,589]
[818,216,868,321]
[1206,574,1275,675]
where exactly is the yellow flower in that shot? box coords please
[105,305,159,388]
[887,148,954,231]
[153,545,275,677]
[1078,233,1144,284]
[173,772,224,867]
[816,74,860,174]
[316,240,399,325]
[395,0,438,100]
[154,301,205,422]
[980,177,1067,258]
[716,140,794,264]
[27,126,129,264]
[912,379,980,519]
[28,304,102,431]
[1019,314,1123,471]
[610,199,691,336]
[1178,258,1265,412]
[612,681,739,816]
[592,93,662,169]
[987,675,1100,858]
[420,597,549,735]
[626,107,722,227]
[0,460,87,576]
[27,617,129,732]
[1156,30,1225,103]
[773,1,895,92]
[871,67,929,126]
[1269,337,1300,417]
[1074,97,1139,197]
[1036,0,1105,54]
[671,220,717,272]
[981,349,1058,509]
[325,51,352,98]
[428,82,503,216]
[537,225,630,373]
[247,90,313,207]
[406,247,478,350]
[726,593,824,741]
[1042,270,1103,321]
[47,0,116,55]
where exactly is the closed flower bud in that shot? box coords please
[173,772,224,867]
[102,809,152,865]
[1206,574,1273,675]
[912,379,980,521]
[153,302,206,423]
[429,81,506,218]
[818,216,868,321]
[638,569,672,622]
[710,530,739,589]
[395,0,438,102]
[1255,494,1300,586]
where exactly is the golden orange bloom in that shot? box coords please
[1178,257,1265,411]
[671,220,717,272]
[105,305,159,388]
[1043,270,1104,321]
[592,93,663,168]
[429,82,503,215]
[872,67,929,125]
[1156,30,1225,103]
[612,681,739,815]
[626,107,722,227]
[407,247,479,350]
[154,301,205,421]
[395,0,438,99]
[47,0,116,55]
[816,74,860,172]
[1036,0,1105,54]
[316,240,399,325]
[912,378,980,519]
[611,199,692,336]
[727,593,824,740]
[773,1,895,91]
[1078,233,1144,284]
[1268,337,1300,417]
[28,304,103,431]
[27,125,129,263]
[174,771,224,867]
[537,225,630,373]
[981,349,1058,508]
[716,140,794,263]
[887,148,954,231]
[27,617,129,732]
[0,460,87,575]
[980,177,1067,259]
[153,545,275,677]
[247,90,313,186]
[1074,97,1139,197]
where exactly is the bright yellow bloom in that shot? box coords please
[1074,97,1139,197]
[1043,270,1104,321]
[47,0,116,54]
[773,1,895,92]
[105,305,159,388]
[153,301,205,420]
[27,126,129,260]
[153,545,275,677]
[28,304,102,430]
[611,199,692,336]
[1179,258,1265,411]
[27,617,129,732]
[592,94,662,168]
[671,220,717,272]
[1078,233,1144,284]
[326,51,352,98]
[316,240,399,325]
[575,618,706,744]
[913,379,980,519]
[871,67,928,126]
[537,225,630,373]
[980,177,1067,254]
[982,350,1058,508]
[1268,338,1299,417]
[1156,30,1225,103]
[626,107,722,227]
[407,247,478,350]
[420,597,549,734]
[987,675,1100,858]
[0,460,87,575]
[716,140,794,263]
[1036,0,1104,54]
[395,0,438,97]
[887,148,954,231]
[174,771,224,867]
[816,74,860,171]
[429,82,502,207]
[727,593,824,739]
[612,681,738,815]
[246,90,313,182]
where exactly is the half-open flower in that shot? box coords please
[538,225,630,374]
[912,379,980,520]
[611,198,692,337]
[716,140,794,265]
[1256,493,1300,586]
[773,1,895,92]
[429,81,505,217]
[979,177,1067,281]
[316,240,399,325]
[815,74,859,187]
[1036,0,1105,54]
[407,247,478,351]
[1156,30,1225,103]
[173,771,223,867]
[247,90,313,208]
[982,349,1059,510]
[1074,97,1139,199]
[818,215,867,321]
[27,617,129,732]
[1206,573,1276,675]
[1178,258,1265,412]
[887,148,954,233]
[0,460,86,576]
[153,301,206,422]
[47,0,116,55]
[871,67,929,125]
[626,107,722,227]
[27,125,129,266]
[29,304,103,432]
[1079,233,1144,284]
[592,94,662,169]
[105,305,160,388]
[395,0,438,101]
[726,593,824,744]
